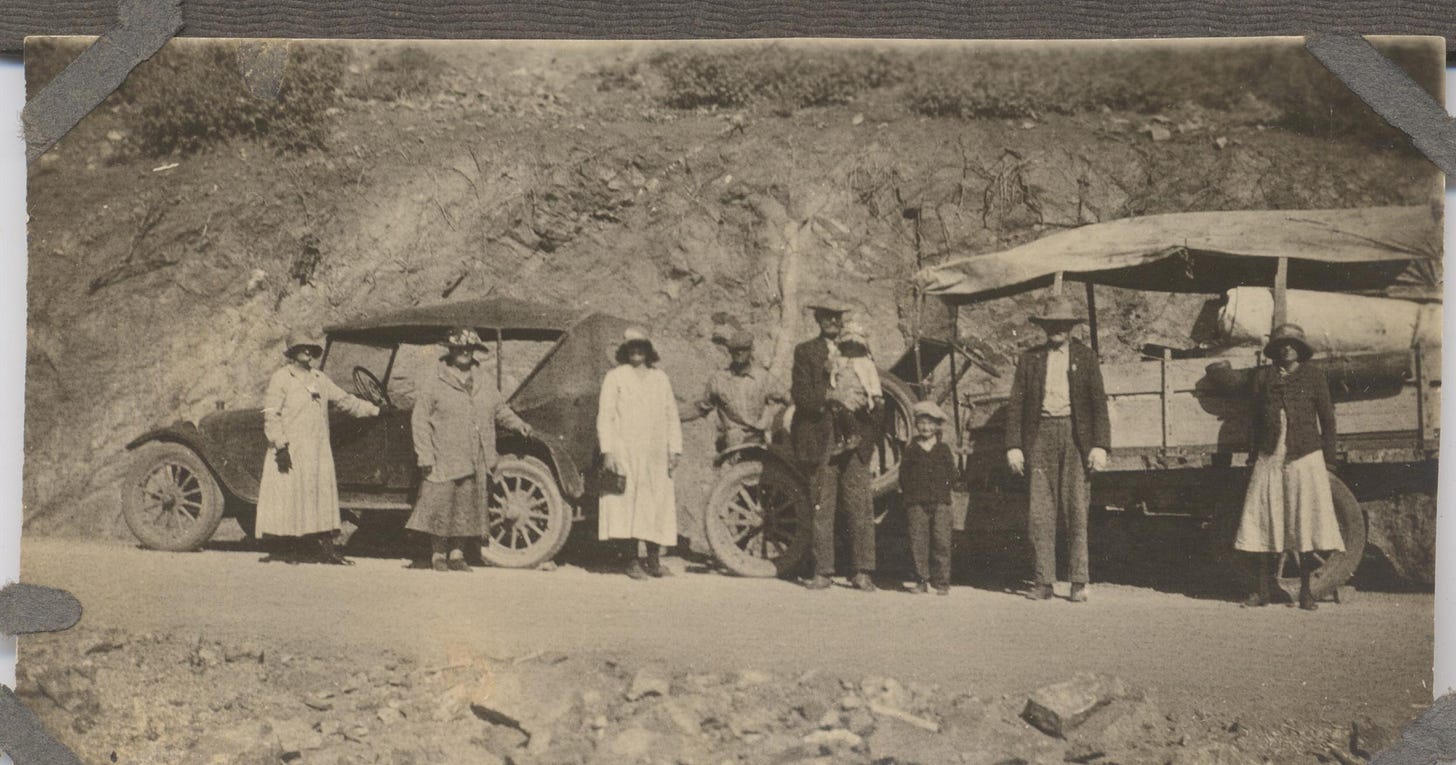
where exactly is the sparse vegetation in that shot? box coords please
[652,47,906,110]
[345,46,446,103]
[119,43,347,156]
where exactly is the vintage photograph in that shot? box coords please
[17,36,1444,764]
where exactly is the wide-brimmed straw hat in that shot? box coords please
[284,332,325,358]
[1264,323,1314,361]
[443,327,489,351]
[912,401,950,422]
[1029,295,1087,325]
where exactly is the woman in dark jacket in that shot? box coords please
[1233,323,1344,610]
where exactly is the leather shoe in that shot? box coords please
[1069,583,1088,603]
[431,557,450,573]
[626,558,650,580]
[1025,584,1054,601]
[851,573,876,592]
[447,558,472,572]
[804,574,832,590]
[911,581,929,595]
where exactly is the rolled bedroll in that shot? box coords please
[1218,287,1441,355]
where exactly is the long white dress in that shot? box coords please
[597,364,683,547]
[256,366,379,538]
[1234,410,1345,554]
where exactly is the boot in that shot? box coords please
[1241,554,1273,608]
[625,558,650,580]
[1025,583,1054,601]
[911,580,929,595]
[1069,583,1088,603]
[803,574,832,590]
[851,572,876,592]
[317,534,353,566]
[429,536,450,572]
[1297,553,1319,611]
[643,543,670,578]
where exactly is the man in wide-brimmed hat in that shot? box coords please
[1005,295,1111,603]
[408,327,534,572]
[257,331,381,565]
[791,292,878,592]
[683,329,773,452]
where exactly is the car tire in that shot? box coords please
[122,442,226,551]
[1275,471,1366,600]
[480,455,572,568]
[705,459,812,578]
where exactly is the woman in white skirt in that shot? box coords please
[1234,323,1344,610]
[596,328,683,580]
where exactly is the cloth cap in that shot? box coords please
[804,291,856,314]
[912,401,950,422]
[1030,295,1087,325]
[724,330,754,351]
[1264,323,1314,361]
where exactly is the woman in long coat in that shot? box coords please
[1234,323,1344,610]
[408,328,533,571]
[257,333,381,564]
[597,328,683,579]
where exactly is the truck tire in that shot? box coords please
[122,442,226,551]
[869,373,916,499]
[480,455,572,568]
[1277,471,1366,600]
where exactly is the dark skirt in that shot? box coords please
[406,475,483,537]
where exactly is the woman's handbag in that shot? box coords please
[595,459,627,496]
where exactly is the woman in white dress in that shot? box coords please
[1234,323,1344,610]
[257,333,380,564]
[597,328,683,579]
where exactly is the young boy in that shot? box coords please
[899,401,958,595]
[827,322,883,455]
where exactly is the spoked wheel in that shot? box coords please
[869,373,915,523]
[1274,471,1366,600]
[480,455,571,568]
[121,442,225,551]
[705,460,811,578]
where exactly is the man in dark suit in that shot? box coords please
[1006,295,1110,603]
[791,297,876,592]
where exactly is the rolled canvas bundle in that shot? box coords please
[1218,287,1441,354]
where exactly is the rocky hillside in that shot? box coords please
[23,37,1442,541]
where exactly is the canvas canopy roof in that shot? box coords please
[914,206,1441,303]
[325,297,581,344]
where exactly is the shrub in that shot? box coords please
[652,47,907,110]
[120,42,347,156]
[345,46,445,102]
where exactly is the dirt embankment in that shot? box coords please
[22,39,1441,543]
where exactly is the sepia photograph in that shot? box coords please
[15,35,1445,764]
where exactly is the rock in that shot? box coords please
[867,700,940,733]
[861,677,913,710]
[1213,136,1229,150]
[1022,673,1133,738]
[269,718,324,752]
[845,708,877,736]
[1146,125,1173,142]
[1350,716,1397,759]
[1063,742,1104,763]
[106,130,124,142]
[802,728,864,753]
[839,694,864,710]
[604,727,657,759]
[816,709,843,729]
[229,745,284,765]
[376,707,405,725]
[662,699,703,736]
[626,669,670,701]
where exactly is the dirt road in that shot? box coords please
[21,538,1432,730]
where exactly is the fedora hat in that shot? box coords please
[1029,295,1086,325]
[284,332,325,358]
[911,400,950,422]
[1264,323,1313,361]
[804,291,856,314]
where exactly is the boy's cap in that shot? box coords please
[912,401,950,422]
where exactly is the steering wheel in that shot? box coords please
[352,366,391,408]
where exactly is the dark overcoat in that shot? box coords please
[1005,339,1111,459]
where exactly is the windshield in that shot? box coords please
[322,340,394,400]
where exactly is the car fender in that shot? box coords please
[126,422,260,504]
[499,432,585,500]
[713,443,807,484]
